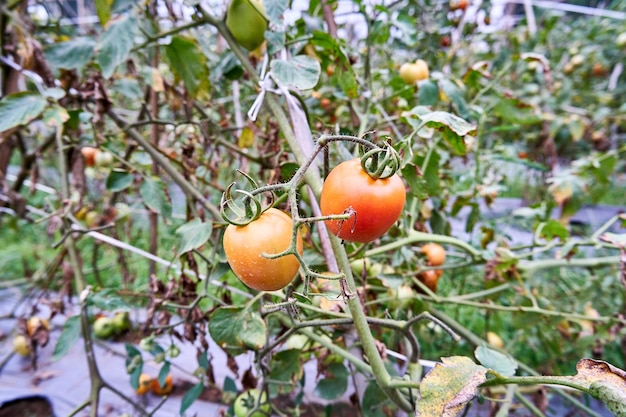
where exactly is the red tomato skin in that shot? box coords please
[320,159,406,243]
[224,208,303,291]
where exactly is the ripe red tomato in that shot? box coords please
[223,208,303,291]
[320,159,406,243]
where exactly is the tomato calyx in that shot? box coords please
[220,171,273,226]
[359,141,402,180]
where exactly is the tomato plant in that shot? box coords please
[223,208,303,291]
[320,159,406,243]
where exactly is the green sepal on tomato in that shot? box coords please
[320,158,406,243]
[223,208,303,291]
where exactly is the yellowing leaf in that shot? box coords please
[151,68,165,92]
[238,126,255,148]
[416,356,487,417]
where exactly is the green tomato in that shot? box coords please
[93,317,116,339]
[233,389,270,417]
[13,335,30,356]
[95,151,114,167]
[386,285,415,310]
[112,312,131,334]
[226,0,268,51]
[284,334,309,351]
[616,32,626,48]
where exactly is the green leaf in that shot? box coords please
[95,0,114,26]
[271,55,321,90]
[165,36,210,99]
[265,30,286,55]
[493,98,543,125]
[0,92,48,133]
[139,177,172,219]
[362,380,396,417]
[52,315,81,361]
[106,169,133,192]
[268,350,303,395]
[536,219,569,242]
[315,362,348,400]
[224,376,238,393]
[45,37,95,71]
[157,362,171,390]
[264,0,289,22]
[401,164,429,200]
[475,345,518,377]
[208,306,267,354]
[413,111,476,156]
[180,382,204,414]
[418,79,439,106]
[417,356,487,417]
[96,15,137,78]
[88,288,133,311]
[41,105,69,127]
[175,219,213,255]
[338,68,359,98]
[439,79,470,119]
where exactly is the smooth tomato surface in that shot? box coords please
[320,159,406,243]
[223,208,303,291]
[422,243,446,266]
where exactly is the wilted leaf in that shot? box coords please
[0,92,48,133]
[208,307,267,354]
[238,126,255,148]
[475,345,517,377]
[271,55,321,90]
[95,0,114,26]
[165,36,210,99]
[175,218,213,255]
[416,356,487,417]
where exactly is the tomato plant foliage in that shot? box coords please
[0,0,625,415]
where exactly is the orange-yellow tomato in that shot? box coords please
[320,159,406,243]
[419,270,443,292]
[422,243,446,266]
[151,374,174,395]
[136,373,153,395]
[224,208,303,291]
[81,147,100,167]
